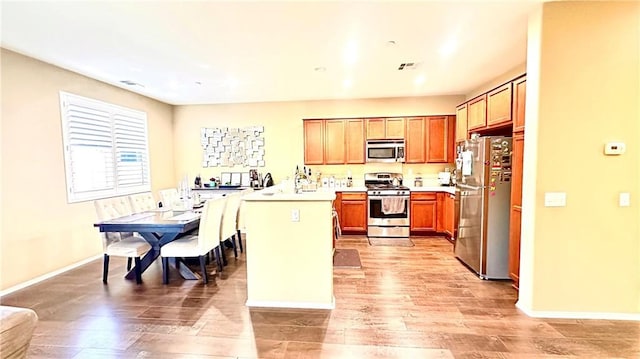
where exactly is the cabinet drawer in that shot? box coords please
[341,192,367,200]
[410,192,437,201]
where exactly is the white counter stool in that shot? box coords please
[160,197,227,284]
[94,197,151,284]
[235,188,254,253]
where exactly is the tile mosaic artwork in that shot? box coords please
[201,126,265,167]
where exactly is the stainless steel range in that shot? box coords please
[365,173,410,240]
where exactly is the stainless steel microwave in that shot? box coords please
[366,140,405,163]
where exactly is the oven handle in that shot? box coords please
[368,195,410,200]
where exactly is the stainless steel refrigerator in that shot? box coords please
[454,136,512,279]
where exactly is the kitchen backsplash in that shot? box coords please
[310,162,453,185]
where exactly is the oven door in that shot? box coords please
[368,195,410,226]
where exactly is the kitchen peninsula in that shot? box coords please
[242,185,336,309]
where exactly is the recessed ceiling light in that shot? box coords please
[386,40,397,46]
[314,66,327,72]
[343,79,353,88]
[414,74,426,86]
[195,81,202,85]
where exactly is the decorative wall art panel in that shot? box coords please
[201,126,265,167]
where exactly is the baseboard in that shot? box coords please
[246,295,335,310]
[516,301,640,321]
[0,254,102,297]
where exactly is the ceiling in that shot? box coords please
[1,1,541,106]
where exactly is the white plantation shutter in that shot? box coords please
[60,92,151,203]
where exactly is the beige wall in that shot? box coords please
[466,62,527,101]
[0,49,175,290]
[520,1,640,314]
[173,96,464,185]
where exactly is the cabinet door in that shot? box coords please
[435,192,445,232]
[511,133,524,207]
[405,117,426,163]
[366,118,385,139]
[509,206,522,290]
[444,194,455,236]
[385,118,405,139]
[345,119,365,164]
[467,95,487,130]
[447,115,456,163]
[426,116,448,163]
[341,199,367,233]
[324,119,346,164]
[410,200,437,232]
[487,83,513,127]
[410,193,437,232]
[455,104,468,143]
[513,76,527,132]
[509,132,524,290]
[304,120,324,165]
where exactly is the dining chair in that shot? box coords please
[94,197,152,284]
[129,192,157,213]
[219,192,243,264]
[158,188,180,209]
[160,196,227,284]
[235,188,254,253]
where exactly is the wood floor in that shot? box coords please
[2,236,639,358]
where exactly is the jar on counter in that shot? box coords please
[414,177,423,187]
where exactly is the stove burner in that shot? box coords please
[366,184,410,191]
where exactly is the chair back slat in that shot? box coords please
[197,197,227,252]
[129,192,156,213]
[94,196,135,249]
[221,192,243,239]
[159,188,180,209]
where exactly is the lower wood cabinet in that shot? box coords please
[509,206,522,290]
[336,192,367,234]
[444,193,455,237]
[410,192,437,233]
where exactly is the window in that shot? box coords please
[60,92,151,203]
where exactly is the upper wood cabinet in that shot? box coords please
[487,83,513,127]
[303,120,324,165]
[366,118,405,139]
[426,116,450,163]
[513,76,527,132]
[324,119,346,164]
[405,117,426,163]
[467,95,487,130]
[455,104,468,143]
[345,119,365,164]
[304,118,365,165]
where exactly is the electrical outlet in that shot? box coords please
[291,209,300,222]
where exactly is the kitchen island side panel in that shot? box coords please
[243,195,335,309]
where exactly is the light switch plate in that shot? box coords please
[619,192,630,207]
[291,208,300,222]
[544,192,566,207]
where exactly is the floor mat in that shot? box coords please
[333,248,362,269]
[368,237,414,247]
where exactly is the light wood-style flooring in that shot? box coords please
[2,236,638,358]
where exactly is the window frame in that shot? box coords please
[59,91,151,203]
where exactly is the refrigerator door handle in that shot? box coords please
[457,183,483,191]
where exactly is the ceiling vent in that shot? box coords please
[397,62,419,70]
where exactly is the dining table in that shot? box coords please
[94,208,203,281]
